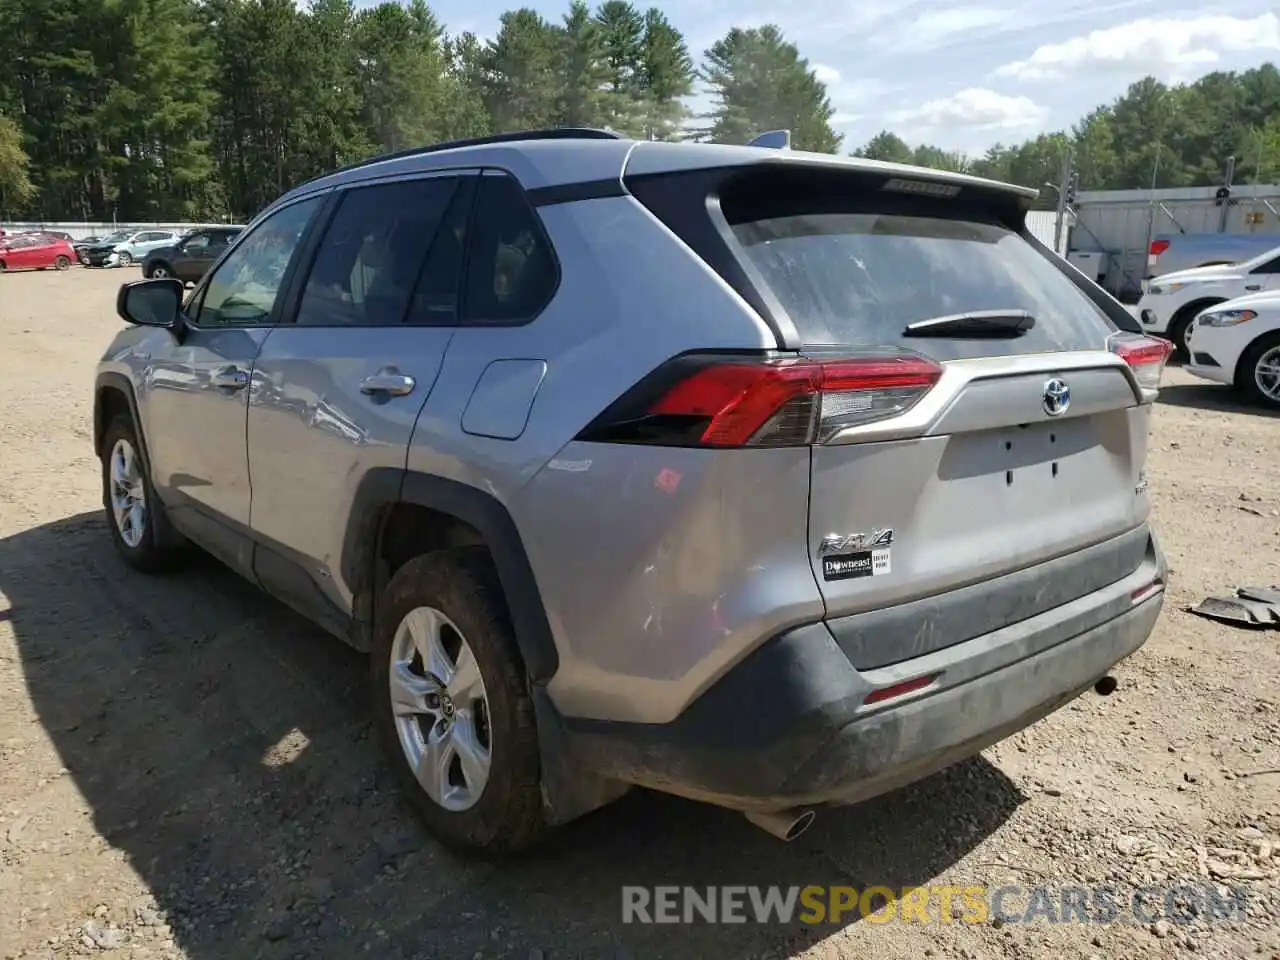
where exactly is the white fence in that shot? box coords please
[1069,183,1280,298]
[2,220,243,242]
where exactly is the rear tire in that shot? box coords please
[54,255,71,270]
[1236,331,1280,411]
[100,415,186,573]
[370,549,547,858]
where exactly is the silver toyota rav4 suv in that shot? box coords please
[94,128,1171,855]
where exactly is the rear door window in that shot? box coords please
[296,176,460,327]
[726,190,1117,360]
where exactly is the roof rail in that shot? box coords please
[295,128,626,189]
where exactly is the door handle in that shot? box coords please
[360,370,416,397]
[1245,284,1262,291]
[212,366,249,390]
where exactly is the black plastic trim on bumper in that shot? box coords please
[828,526,1152,670]
[561,592,1164,814]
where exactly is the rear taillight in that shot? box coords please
[1148,239,1169,258]
[1109,333,1174,396]
[577,352,944,448]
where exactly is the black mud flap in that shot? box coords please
[1189,586,1280,628]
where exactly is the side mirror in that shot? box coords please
[117,278,184,329]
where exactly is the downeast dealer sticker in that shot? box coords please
[822,547,891,581]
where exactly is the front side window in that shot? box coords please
[193,195,324,328]
[182,233,211,252]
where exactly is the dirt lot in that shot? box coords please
[0,267,1278,960]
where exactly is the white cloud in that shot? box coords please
[812,63,842,86]
[995,12,1280,82]
[890,6,1015,52]
[888,87,1046,132]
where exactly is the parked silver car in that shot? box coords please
[93,128,1172,856]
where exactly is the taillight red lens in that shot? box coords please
[1109,333,1173,395]
[1149,239,1169,256]
[581,353,943,448]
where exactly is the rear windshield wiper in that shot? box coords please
[902,310,1036,338]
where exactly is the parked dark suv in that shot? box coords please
[142,226,243,283]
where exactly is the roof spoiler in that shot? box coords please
[747,130,791,150]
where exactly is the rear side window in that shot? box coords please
[723,179,1117,359]
[297,177,460,327]
[460,174,557,325]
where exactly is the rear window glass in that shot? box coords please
[729,206,1117,358]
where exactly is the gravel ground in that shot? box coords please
[0,267,1278,960]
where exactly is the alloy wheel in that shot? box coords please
[108,438,147,548]
[1254,345,1280,403]
[388,606,492,812]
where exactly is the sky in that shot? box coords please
[386,0,1280,154]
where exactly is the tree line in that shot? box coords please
[0,0,1277,222]
[853,69,1280,201]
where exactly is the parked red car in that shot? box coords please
[0,233,77,272]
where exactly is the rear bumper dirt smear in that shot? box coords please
[563,532,1166,814]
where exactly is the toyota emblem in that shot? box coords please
[1042,378,1070,417]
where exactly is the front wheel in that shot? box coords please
[100,416,186,572]
[116,251,133,266]
[1237,332,1280,410]
[370,550,547,857]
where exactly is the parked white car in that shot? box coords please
[1184,291,1280,409]
[101,230,181,267]
[1135,242,1280,358]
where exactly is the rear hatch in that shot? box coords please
[626,157,1171,668]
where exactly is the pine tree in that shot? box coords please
[554,1,609,128]
[699,25,840,153]
[593,0,645,133]
[0,112,35,217]
[635,8,693,140]
[851,131,913,164]
[482,9,560,132]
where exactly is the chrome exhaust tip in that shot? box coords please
[743,808,816,842]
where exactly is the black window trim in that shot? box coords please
[276,168,482,329]
[182,189,334,331]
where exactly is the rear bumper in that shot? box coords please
[562,533,1166,814]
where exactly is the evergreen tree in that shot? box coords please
[851,131,914,164]
[482,9,560,132]
[593,1,646,133]
[553,1,609,128]
[635,8,693,140]
[0,113,35,216]
[699,25,841,153]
